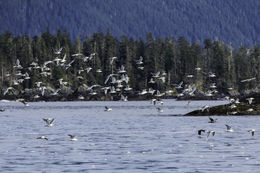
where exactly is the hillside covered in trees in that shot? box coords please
[1,0,260,47]
[0,30,259,101]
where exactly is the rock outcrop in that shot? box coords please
[185,93,260,116]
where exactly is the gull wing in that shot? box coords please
[225,124,231,130]
[49,118,55,124]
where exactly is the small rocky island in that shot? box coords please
[185,93,260,116]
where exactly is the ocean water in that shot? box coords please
[0,99,260,173]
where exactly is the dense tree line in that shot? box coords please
[0,29,259,99]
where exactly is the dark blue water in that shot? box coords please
[0,99,259,173]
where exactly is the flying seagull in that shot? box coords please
[240,77,256,83]
[16,99,29,106]
[246,97,254,105]
[207,130,215,137]
[151,98,157,105]
[54,47,63,55]
[225,124,234,132]
[104,106,112,112]
[43,118,55,127]
[37,136,48,140]
[198,129,206,135]
[3,87,15,96]
[68,134,78,141]
[110,57,117,65]
[248,129,255,136]
[208,117,217,123]
[157,107,163,113]
[136,56,143,65]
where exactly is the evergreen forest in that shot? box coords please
[0,29,259,101]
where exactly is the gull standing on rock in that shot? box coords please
[201,105,210,112]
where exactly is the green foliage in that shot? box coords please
[0,29,259,94]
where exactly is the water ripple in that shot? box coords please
[0,100,259,172]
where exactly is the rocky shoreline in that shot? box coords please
[185,93,260,116]
[0,88,177,102]
[3,87,260,116]
[0,87,231,102]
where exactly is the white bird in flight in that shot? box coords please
[225,124,234,132]
[208,72,216,78]
[68,134,78,141]
[241,77,256,83]
[207,130,215,137]
[157,107,163,113]
[246,97,254,105]
[104,106,112,112]
[3,87,15,96]
[43,118,55,127]
[110,57,117,65]
[208,117,217,123]
[16,99,29,106]
[37,136,48,140]
[248,129,255,136]
[54,47,63,55]
[136,56,143,65]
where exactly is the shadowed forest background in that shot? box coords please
[1,0,260,99]
[1,0,260,47]
[0,29,259,97]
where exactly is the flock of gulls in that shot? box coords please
[197,117,255,138]
[3,46,257,102]
[3,45,257,102]
[0,46,258,140]
[2,46,175,112]
[36,115,255,142]
[37,118,77,141]
[38,93,256,141]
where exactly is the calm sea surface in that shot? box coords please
[0,99,260,173]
